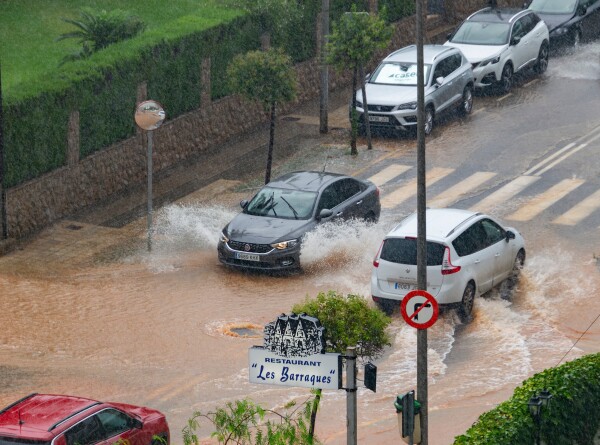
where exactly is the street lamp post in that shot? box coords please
[528,389,552,445]
[134,100,165,251]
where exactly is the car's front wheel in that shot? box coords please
[498,63,513,94]
[458,85,473,116]
[424,105,434,135]
[458,282,475,322]
[534,42,549,75]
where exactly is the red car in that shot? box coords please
[0,393,169,445]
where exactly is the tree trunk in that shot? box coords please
[359,65,372,150]
[350,65,358,156]
[308,388,322,443]
[265,102,276,184]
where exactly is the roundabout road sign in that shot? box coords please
[401,290,439,330]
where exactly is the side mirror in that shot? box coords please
[510,36,521,46]
[318,208,333,220]
[435,76,444,86]
[506,230,516,241]
[240,199,249,209]
[130,418,143,429]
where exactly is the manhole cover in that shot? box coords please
[222,323,263,338]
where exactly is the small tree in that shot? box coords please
[326,7,393,154]
[56,8,145,64]
[227,48,298,184]
[292,291,392,439]
[182,397,319,445]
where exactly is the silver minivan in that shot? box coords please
[352,44,474,136]
[371,208,526,320]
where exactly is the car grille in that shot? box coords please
[228,240,272,254]
[403,116,417,123]
[367,104,395,112]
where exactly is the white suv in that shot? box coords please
[444,7,549,93]
[371,209,525,320]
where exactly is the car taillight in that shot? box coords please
[441,246,461,275]
[375,187,380,197]
[373,240,383,267]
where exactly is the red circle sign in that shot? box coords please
[401,290,439,329]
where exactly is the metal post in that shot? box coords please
[346,346,357,445]
[416,0,428,443]
[319,0,329,134]
[146,131,153,251]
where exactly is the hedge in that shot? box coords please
[2,0,415,188]
[453,353,600,445]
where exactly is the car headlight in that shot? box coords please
[219,231,229,243]
[271,239,298,250]
[550,27,569,36]
[397,101,417,110]
[478,55,500,67]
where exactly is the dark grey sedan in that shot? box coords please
[217,171,380,271]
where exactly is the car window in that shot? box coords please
[450,21,510,45]
[434,54,462,80]
[511,16,529,39]
[245,187,317,220]
[64,415,104,445]
[317,182,343,213]
[480,218,506,245]
[96,409,131,439]
[380,238,446,266]
[452,221,488,256]
[337,178,361,202]
[370,62,431,86]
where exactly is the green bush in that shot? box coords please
[453,353,600,445]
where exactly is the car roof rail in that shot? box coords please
[0,393,38,415]
[445,212,482,238]
[49,402,102,431]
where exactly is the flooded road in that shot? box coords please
[1,43,600,444]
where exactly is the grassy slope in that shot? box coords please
[0,0,238,92]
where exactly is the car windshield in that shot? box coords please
[370,62,431,86]
[528,0,577,14]
[380,238,446,266]
[0,439,50,445]
[450,21,511,45]
[244,187,317,220]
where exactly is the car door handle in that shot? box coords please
[495,253,501,257]
[355,200,363,205]
[474,259,481,264]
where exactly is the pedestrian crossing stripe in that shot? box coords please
[506,179,584,221]
[379,167,454,209]
[369,166,599,225]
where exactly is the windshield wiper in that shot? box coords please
[281,197,299,219]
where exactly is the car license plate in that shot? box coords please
[369,115,389,123]
[235,252,260,262]
[394,282,417,290]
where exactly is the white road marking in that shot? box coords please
[428,172,497,208]
[470,175,540,213]
[380,167,454,209]
[506,179,584,221]
[553,189,600,226]
[368,164,411,187]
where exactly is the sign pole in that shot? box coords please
[416,0,428,442]
[346,346,357,445]
[146,130,153,251]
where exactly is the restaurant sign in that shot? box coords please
[248,313,340,390]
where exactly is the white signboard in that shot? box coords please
[249,346,340,390]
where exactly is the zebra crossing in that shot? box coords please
[369,165,600,227]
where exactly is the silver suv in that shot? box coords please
[351,44,474,136]
[371,209,526,321]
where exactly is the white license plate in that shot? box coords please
[235,252,260,261]
[394,282,417,290]
[369,115,389,123]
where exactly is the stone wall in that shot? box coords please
[3,2,519,241]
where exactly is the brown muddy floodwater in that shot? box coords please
[1,200,598,445]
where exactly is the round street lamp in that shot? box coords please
[135,100,165,251]
[528,389,552,445]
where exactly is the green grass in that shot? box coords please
[0,0,239,92]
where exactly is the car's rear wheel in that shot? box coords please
[424,106,434,135]
[375,298,396,315]
[458,85,473,116]
[458,282,475,322]
[534,42,549,75]
[498,63,513,94]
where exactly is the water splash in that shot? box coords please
[549,42,600,80]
